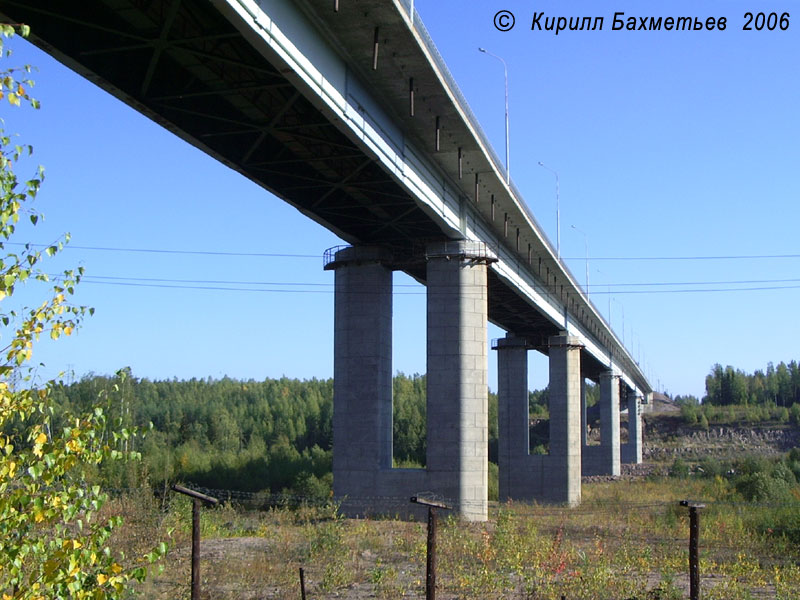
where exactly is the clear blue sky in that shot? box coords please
[3,0,799,399]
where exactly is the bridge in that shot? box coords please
[1,0,652,520]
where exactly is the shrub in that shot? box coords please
[771,461,796,485]
[735,471,793,502]
[681,403,699,425]
[699,413,710,431]
[790,403,800,426]
[669,458,690,478]
[697,457,725,479]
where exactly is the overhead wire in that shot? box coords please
[72,276,800,296]
[8,237,794,295]
[9,242,800,262]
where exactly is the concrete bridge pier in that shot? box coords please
[547,334,584,506]
[622,389,643,464]
[581,371,622,477]
[425,241,492,521]
[327,242,492,521]
[494,333,583,506]
[328,246,396,506]
[580,378,589,448]
[599,372,622,475]
[495,335,530,502]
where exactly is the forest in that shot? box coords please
[42,360,800,499]
[43,372,487,498]
[41,370,588,499]
[703,361,800,406]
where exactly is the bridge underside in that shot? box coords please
[2,0,644,517]
[3,0,593,358]
[4,0,442,249]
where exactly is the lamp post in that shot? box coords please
[478,47,510,185]
[571,224,589,297]
[538,161,560,259]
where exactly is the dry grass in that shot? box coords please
[108,478,800,599]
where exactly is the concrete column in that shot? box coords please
[426,241,490,521]
[580,377,588,447]
[625,391,643,464]
[547,334,583,506]
[495,335,529,502]
[328,246,393,500]
[599,372,621,476]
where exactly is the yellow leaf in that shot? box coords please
[35,432,47,444]
[97,573,108,585]
[34,509,44,523]
[64,325,73,336]
[111,563,123,574]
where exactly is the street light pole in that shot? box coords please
[571,224,589,297]
[478,47,510,185]
[538,162,560,259]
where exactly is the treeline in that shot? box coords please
[672,360,800,427]
[702,361,800,407]
[48,371,335,497]
[46,371,504,498]
[44,371,601,497]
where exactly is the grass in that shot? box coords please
[107,477,800,599]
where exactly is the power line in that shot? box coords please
[602,277,800,288]
[75,277,800,296]
[79,274,800,291]
[80,274,420,287]
[564,253,800,261]
[10,242,800,262]
[78,274,800,289]
[7,242,319,259]
[592,284,800,295]
[79,280,427,294]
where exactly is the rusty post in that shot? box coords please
[426,505,437,600]
[171,485,218,600]
[191,499,200,600]
[411,496,451,600]
[681,500,705,600]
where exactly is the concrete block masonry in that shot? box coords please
[327,242,493,521]
[328,241,642,517]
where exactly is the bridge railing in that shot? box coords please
[399,4,589,280]
[398,4,595,303]
[396,2,640,380]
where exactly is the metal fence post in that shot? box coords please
[172,485,219,600]
[411,495,452,600]
[681,500,705,600]
[426,505,437,599]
